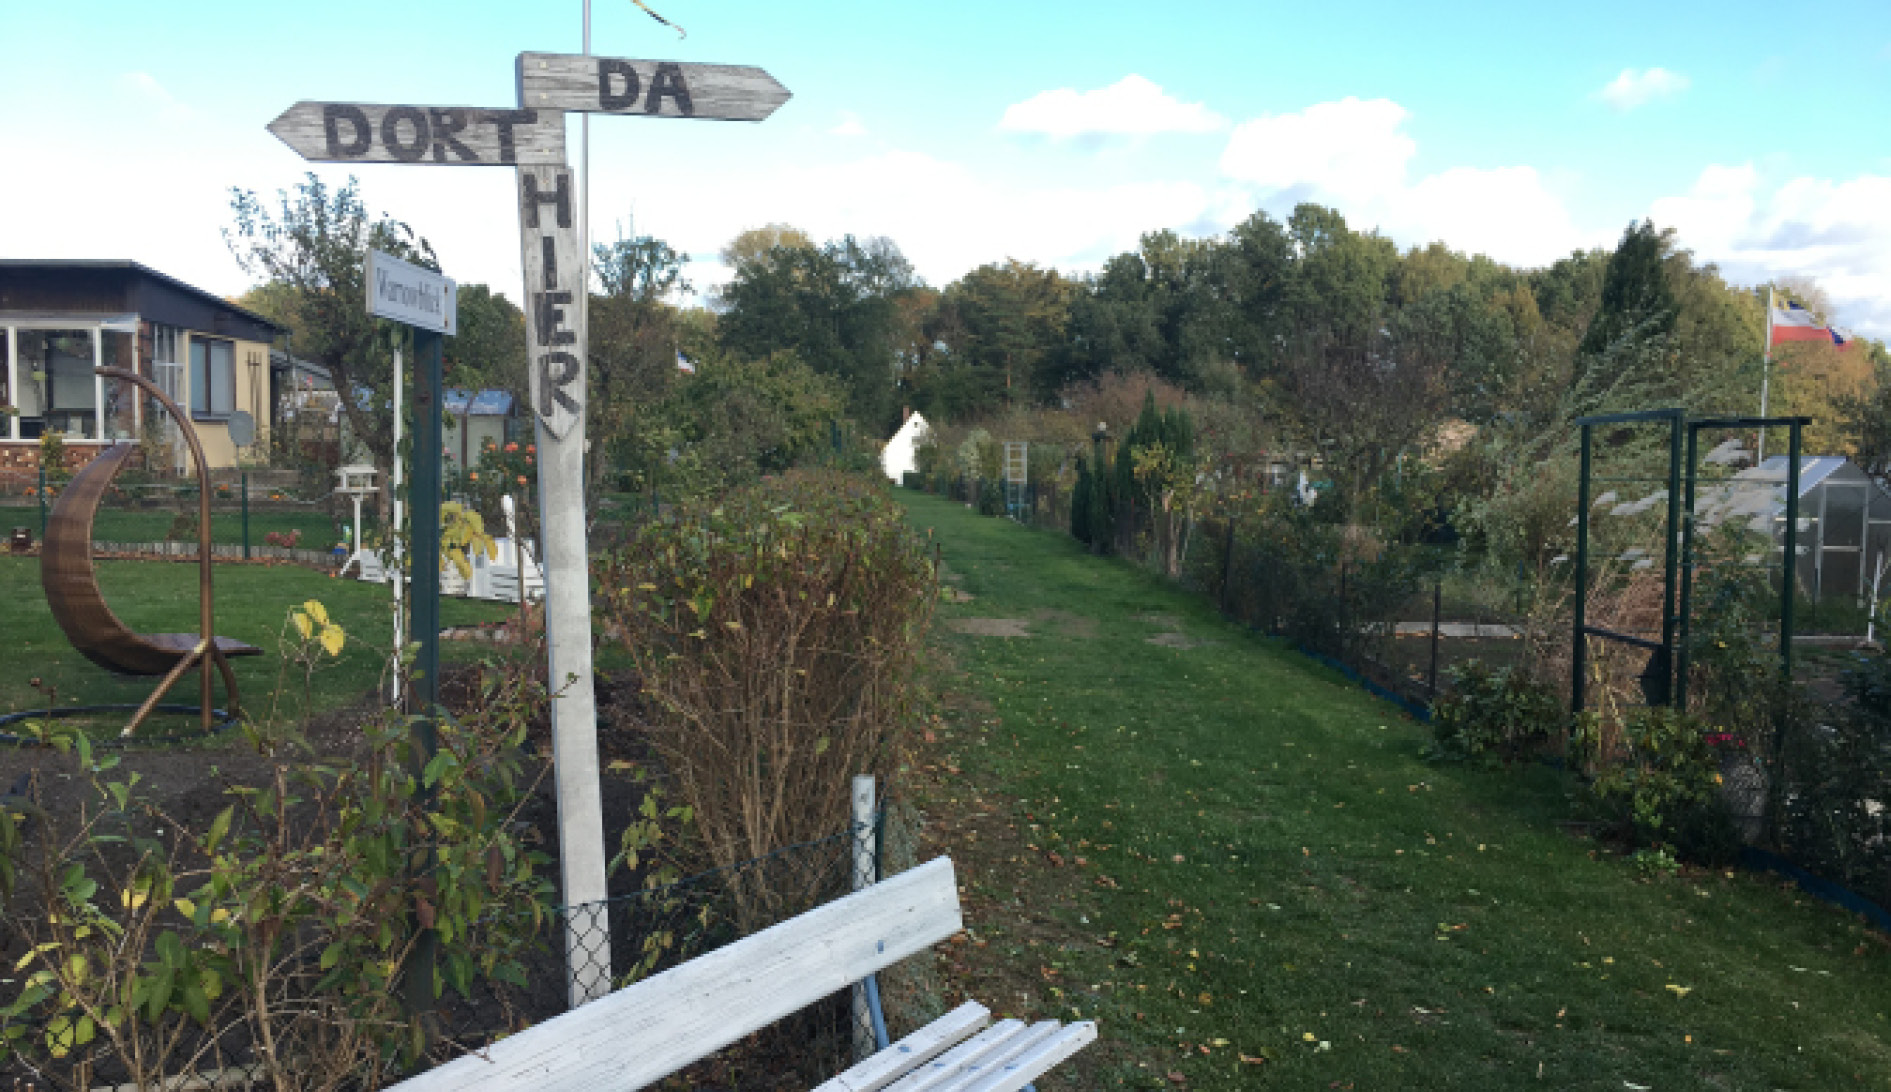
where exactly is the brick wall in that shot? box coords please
[0,442,136,473]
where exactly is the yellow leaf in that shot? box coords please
[174,898,197,919]
[1665,984,1692,998]
[120,887,148,911]
[292,611,313,640]
[210,909,231,924]
[319,625,345,657]
[302,599,329,627]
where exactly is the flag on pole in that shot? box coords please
[1770,301,1856,349]
[675,351,695,374]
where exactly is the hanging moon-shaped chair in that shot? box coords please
[40,443,260,675]
[40,367,259,734]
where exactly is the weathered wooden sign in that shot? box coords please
[517,53,791,121]
[515,166,586,440]
[367,250,458,335]
[268,102,566,165]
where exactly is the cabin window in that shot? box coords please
[152,325,183,404]
[102,330,138,441]
[10,329,100,440]
[190,337,235,419]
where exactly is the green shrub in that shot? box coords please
[1773,653,1891,905]
[977,478,1005,517]
[0,648,551,1087]
[599,469,936,927]
[1428,660,1566,764]
[1576,704,1733,856]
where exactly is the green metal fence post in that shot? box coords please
[1782,421,1802,681]
[1658,413,1683,706]
[1676,422,1701,710]
[241,472,250,560]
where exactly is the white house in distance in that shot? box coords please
[881,409,930,483]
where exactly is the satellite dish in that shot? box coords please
[228,411,256,447]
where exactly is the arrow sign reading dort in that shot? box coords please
[268,102,566,165]
[517,52,790,121]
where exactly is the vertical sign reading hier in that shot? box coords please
[516,163,609,1006]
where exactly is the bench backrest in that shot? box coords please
[393,856,962,1092]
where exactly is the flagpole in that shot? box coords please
[1754,285,1769,459]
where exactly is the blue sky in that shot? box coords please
[5,0,1889,332]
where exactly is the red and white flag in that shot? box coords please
[1770,301,1854,349]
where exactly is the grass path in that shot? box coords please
[902,491,1891,1090]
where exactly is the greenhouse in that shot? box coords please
[1695,455,1891,604]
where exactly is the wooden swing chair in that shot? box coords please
[38,368,259,735]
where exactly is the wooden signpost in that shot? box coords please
[272,49,789,1012]
[268,103,566,165]
[518,53,791,121]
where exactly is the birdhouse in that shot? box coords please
[335,464,379,497]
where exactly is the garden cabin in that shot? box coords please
[0,261,282,475]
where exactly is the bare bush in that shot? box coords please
[599,471,937,928]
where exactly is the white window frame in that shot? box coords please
[1,318,141,445]
[4,326,14,443]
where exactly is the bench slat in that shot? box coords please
[811,1002,991,1092]
[883,1019,1055,1092]
[955,1022,1097,1092]
[394,857,961,1092]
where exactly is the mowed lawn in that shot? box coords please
[902,490,1891,1091]
[0,556,511,725]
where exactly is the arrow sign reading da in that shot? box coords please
[517,53,791,121]
[268,102,567,165]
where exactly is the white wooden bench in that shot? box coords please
[393,857,1094,1092]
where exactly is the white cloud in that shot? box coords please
[1221,97,1414,205]
[1594,67,1690,111]
[999,74,1226,141]
[1399,166,1587,267]
[1653,166,1891,336]
[596,148,1214,291]
[1219,97,1593,267]
[830,112,868,138]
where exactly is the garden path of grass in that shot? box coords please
[0,556,511,726]
[901,490,1891,1091]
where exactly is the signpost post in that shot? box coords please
[364,248,456,1021]
[272,47,790,1011]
